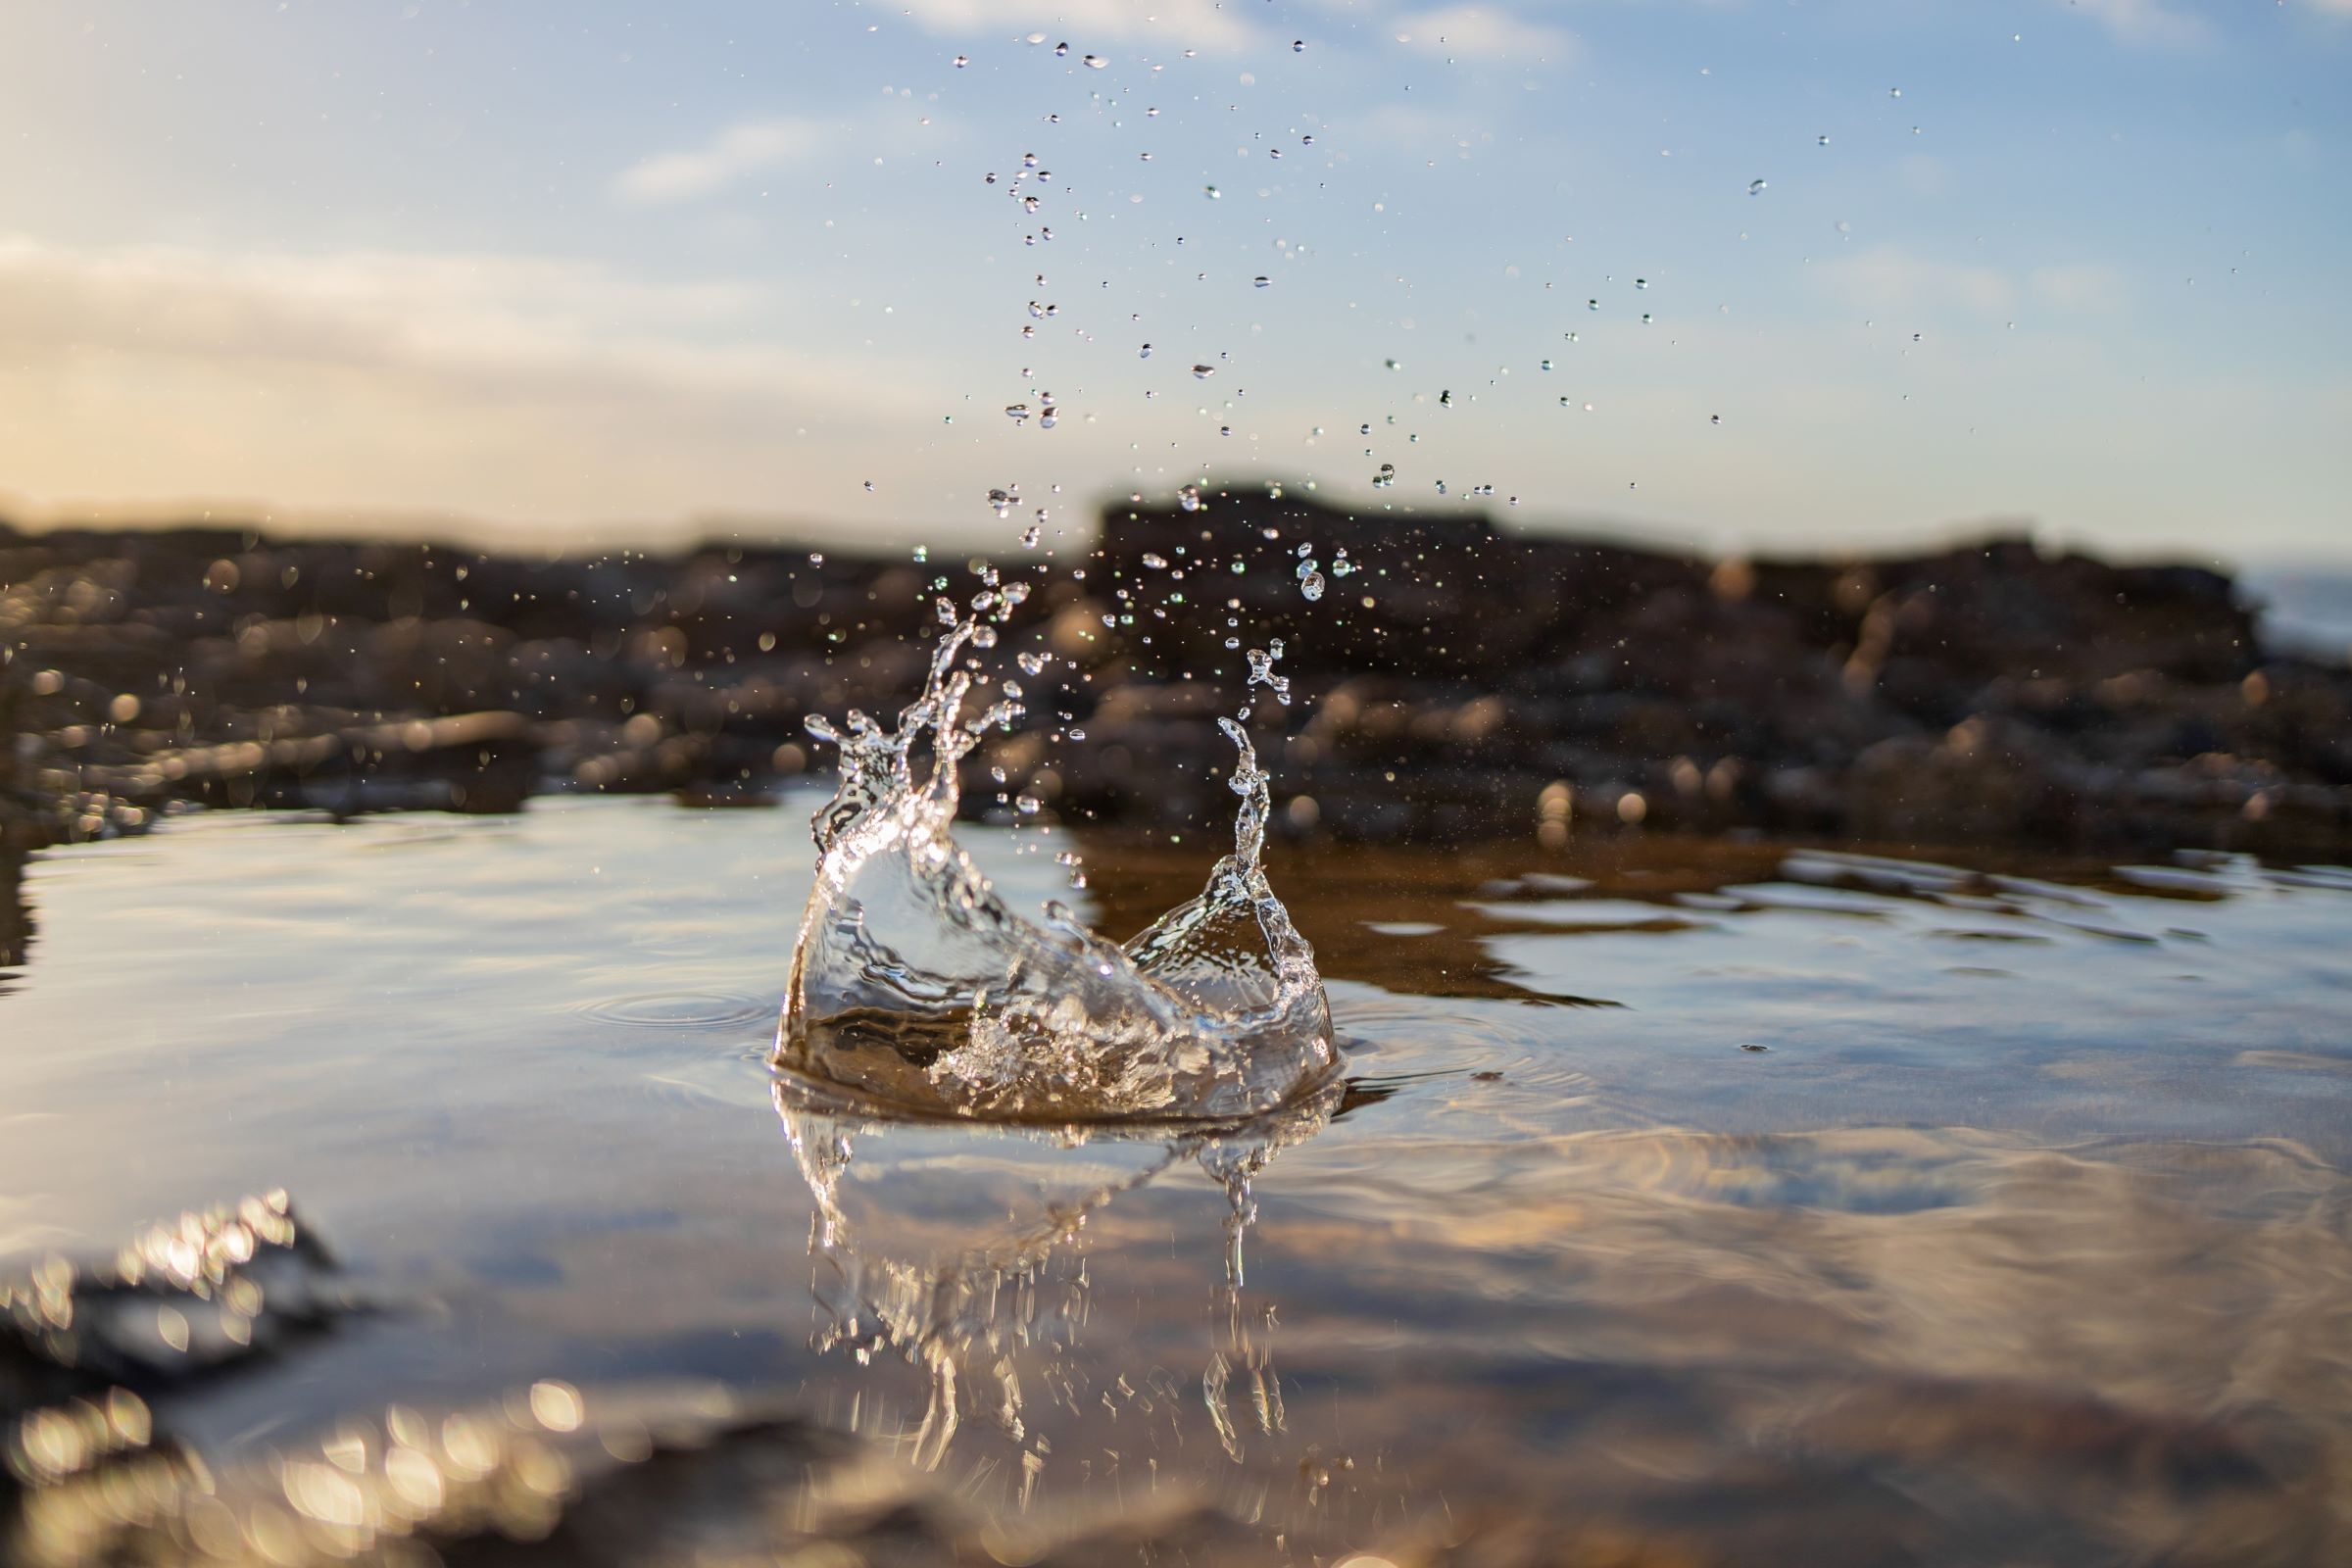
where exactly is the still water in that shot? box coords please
[4,797,2349,1565]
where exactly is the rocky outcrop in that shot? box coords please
[0,498,2345,857]
[1,654,39,968]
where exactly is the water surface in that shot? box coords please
[3,799,2348,1564]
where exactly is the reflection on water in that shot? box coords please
[774,1072,1340,1493]
[0,799,2348,1563]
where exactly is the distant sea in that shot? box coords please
[2240,564,2352,665]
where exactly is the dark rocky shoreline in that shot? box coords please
[4,494,2348,868]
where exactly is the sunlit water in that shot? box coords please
[4,800,2350,1563]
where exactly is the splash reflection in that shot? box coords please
[773,1071,1340,1494]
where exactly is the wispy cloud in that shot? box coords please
[2056,0,2209,49]
[1389,5,1578,63]
[1813,250,2134,323]
[1340,101,1502,160]
[0,238,784,379]
[893,0,1264,53]
[2030,264,2130,314]
[0,236,934,526]
[1816,247,2017,319]
[612,117,829,205]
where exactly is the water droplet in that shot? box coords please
[1710,414,1722,425]
[1253,275,1270,288]
[1635,278,1648,290]
[1747,178,1767,195]
[1203,184,1221,199]
[863,479,875,491]
[1020,525,1042,548]
[954,54,968,69]
[1083,54,1106,69]
[808,552,825,565]
[1192,364,1215,378]
[1298,570,1326,603]
[1054,41,1069,58]
[1293,38,1306,52]
[1177,483,1202,512]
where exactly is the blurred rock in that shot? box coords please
[3,1199,1306,1568]
[1,1191,348,1418]
[0,499,2345,857]
[1,656,32,967]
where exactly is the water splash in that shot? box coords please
[776,580,1334,1123]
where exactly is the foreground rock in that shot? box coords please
[1,656,39,967]
[1,499,2346,858]
[2,1198,1295,1568]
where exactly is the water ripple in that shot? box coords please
[576,991,777,1029]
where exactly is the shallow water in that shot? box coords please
[4,798,2350,1564]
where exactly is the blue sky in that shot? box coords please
[1,0,2346,565]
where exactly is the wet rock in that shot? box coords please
[1,659,32,967]
[0,501,2345,855]
[1,1192,350,1416]
[4,1375,1306,1568]
[92,710,538,816]
[4,1198,1306,1568]
[1847,717,2083,844]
